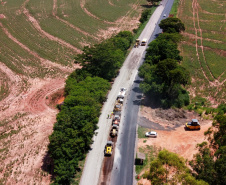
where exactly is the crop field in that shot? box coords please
[178,0,226,105]
[0,0,146,184]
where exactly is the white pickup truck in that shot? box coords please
[117,88,127,99]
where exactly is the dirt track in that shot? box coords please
[0,0,144,183]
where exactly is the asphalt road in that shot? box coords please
[80,0,174,185]
[110,0,175,185]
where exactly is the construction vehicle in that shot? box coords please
[185,119,200,130]
[112,119,119,126]
[113,114,120,121]
[141,38,147,46]
[118,98,124,104]
[117,88,127,99]
[104,141,114,156]
[134,39,140,48]
[110,124,118,137]
[114,103,122,112]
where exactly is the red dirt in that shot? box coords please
[137,106,212,184]
[0,0,144,184]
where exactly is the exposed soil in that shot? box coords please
[137,103,212,184]
[0,0,145,184]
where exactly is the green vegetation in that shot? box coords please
[48,76,110,184]
[75,31,133,81]
[144,149,208,184]
[138,126,149,138]
[178,0,226,104]
[48,31,133,184]
[189,104,226,185]
[139,18,190,108]
[170,0,180,17]
[159,18,185,33]
[136,145,159,176]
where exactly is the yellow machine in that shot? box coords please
[185,119,200,130]
[134,39,140,48]
[104,141,114,156]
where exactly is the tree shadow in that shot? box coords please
[141,95,162,109]
[134,79,142,84]
[140,4,159,8]
[132,86,142,93]
[41,151,55,181]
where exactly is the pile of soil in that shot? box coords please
[139,107,199,129]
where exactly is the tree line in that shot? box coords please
[139,17,190,108]
[48,31,133,184]
[189,104,226,185]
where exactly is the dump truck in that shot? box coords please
[104,141,114,156]
[141,38,147,46]
[185,119,201,130]
[110,124,118,137]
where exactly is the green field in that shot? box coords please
[0,0,143,73]
[0,0,145,100]
[178,0,226,104]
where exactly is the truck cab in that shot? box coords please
[141,39,147,46]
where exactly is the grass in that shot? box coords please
[170,0,180,17]
[85,0,139,22]
[71,159,86,185]
[133,4,159,42]
[138,126,149,138]
[178,0,226,104]
[136,145,160,176]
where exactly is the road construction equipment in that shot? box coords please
[110,124,118,137]
[185,119,200,130]
[104,141,114,156]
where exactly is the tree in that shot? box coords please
[146,0,161,5]
[145,39,182,65]
[190,106,226,185]
[159,18,185,33]
[144,149,208,184]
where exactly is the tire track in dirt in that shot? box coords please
[0,22,74,73]
[25,78,65,114]
[0,63,23,113]
[22,0,82,54]
[194,0,216,81]
[52,0,98,40]
[192,0,218,87]
[115,0,141,31]
[80,0,115,25]
[182,32,223,44]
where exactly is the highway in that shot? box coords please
[110,0,175,184]
[80,0,174,184]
